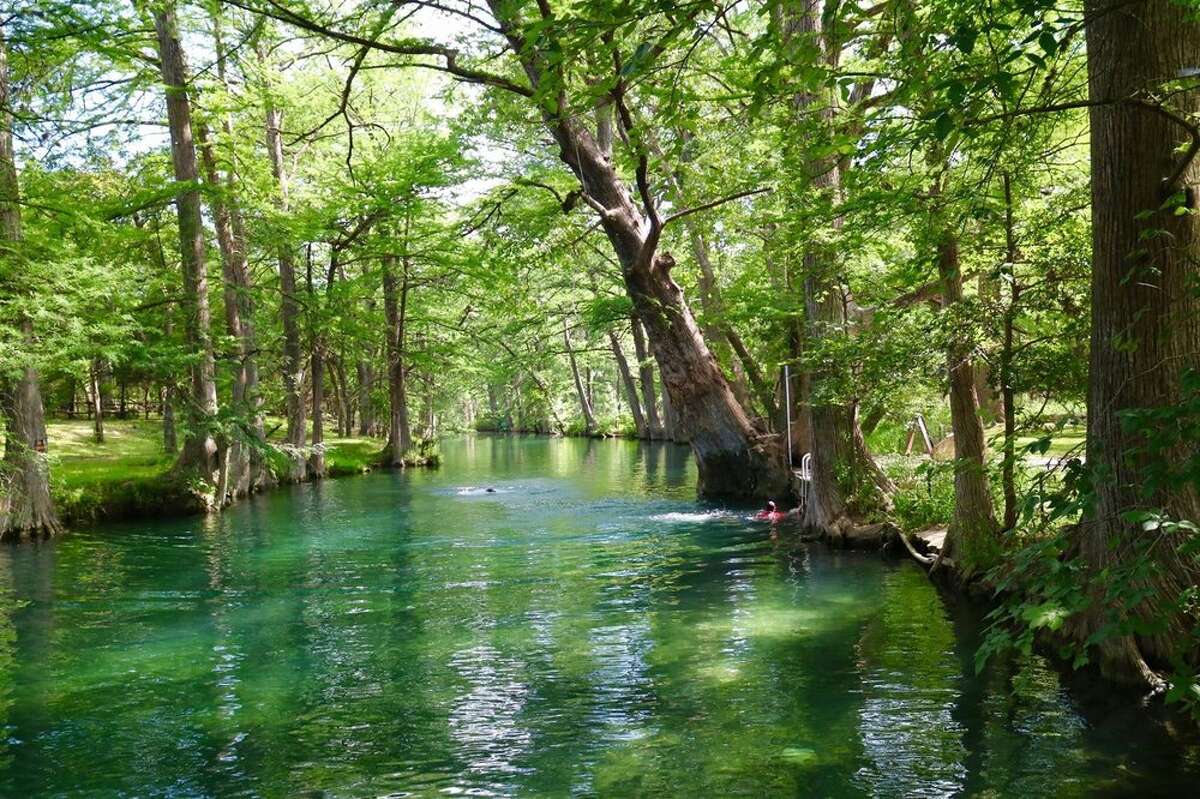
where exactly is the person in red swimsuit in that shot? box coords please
[754,500,786,522]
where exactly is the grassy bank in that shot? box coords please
[44,418,422,526]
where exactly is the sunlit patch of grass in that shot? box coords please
[50,418,173,487]
[1014,426,1086,458]
[38,418,396,523]
[324,438,381,477]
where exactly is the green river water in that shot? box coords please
[0,435,1198,797]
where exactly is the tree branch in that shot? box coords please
[222,0,535,96]
[662,186,771,228]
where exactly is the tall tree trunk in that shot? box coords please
[975,272,1003,423]
[999,173,1020,532]
[784,0,888,532]
[259,42,307,482]
[309,350,325,477]
[203,10,270,493]
[1068,0,1200,684]
[934,220,1000,575]
[153,3,220,486]
[197,125,252,500]
[0,325,59,539]
[660,370,679,442]
[90,359,105,444]
[381,255,412,465]
[357,360,374,436]
[149,215,180,456]
[0,42,59,538]
[564,318,597,434]
[630,317,662,438]
[609,331,646,437]
[162,382,177,454]
[331,354,352,437]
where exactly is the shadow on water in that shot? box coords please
[0,434,1197,797]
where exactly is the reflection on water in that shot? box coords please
[0,434,1197,797]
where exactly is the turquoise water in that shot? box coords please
[0,435,1197,797]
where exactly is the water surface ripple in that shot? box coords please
[0,435,1196,797]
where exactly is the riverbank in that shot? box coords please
[46,418,434,527]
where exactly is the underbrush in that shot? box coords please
[883,456,957,531]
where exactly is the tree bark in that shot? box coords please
[309,349,326,477]
[205,10,270,494]
[564,318,597,434]
[259,41,307,482]
[999,173,1020,532]
[609,330,646,437]
[484,0,787,499]
[302,249,323,478]
[90,359,105,444]
[1069,0,1200,684]
[0,322,60,539]
[933,221,1000,576]
[784,0,888,532]
[357,360,374,436]
[0,44,60,538]
[331,354,353,437]
[630,317,662,438]
[197,125,254,500]
[162,382,177,454]
[153,4,221,486]
[660,369,679,442]
[381,255,412,465]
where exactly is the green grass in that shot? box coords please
[1012,427,1086,458]
[324,437,383,476]
[50,419,174,491]
[39,417,401,525]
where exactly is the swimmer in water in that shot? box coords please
[755,500,785,522]
[485,487,496,493]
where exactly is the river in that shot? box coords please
[0,435,1196,796]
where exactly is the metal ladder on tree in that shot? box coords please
[784,364,812,515]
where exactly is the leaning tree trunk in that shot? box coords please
[381,255,412,465]
[153,4,221,487]
[259,43,307,483]
[933,221,1000,577]
[609,331,646,437]
[481,0,787,498]
[1068,0,1200,685]
[668,149,775,419]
